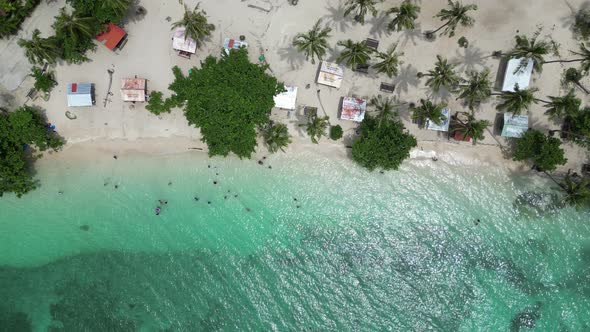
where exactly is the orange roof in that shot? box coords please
[96,23,126,50]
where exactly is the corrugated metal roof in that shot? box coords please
[68,83,92,95]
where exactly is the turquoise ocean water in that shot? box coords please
[1,149,589,331]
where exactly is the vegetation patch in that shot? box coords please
[0,0,41,38]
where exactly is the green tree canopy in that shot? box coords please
[0,106,64,197]
[292,19,332,64]
[300,115,329,144]
[372,43,404,78]
[343,0,380,25]
[66,0,133,24]
[18,29,61,65]
[386,0,420,32]
[262,122,291,153]
[52,7,102,64]
[496,85,538,115]
[171,3,214,46]
[456,69,492,111]
[559,174,590,208]
[167,48,284,158]
[508,30,554,73]
[421,55,460,93]
[431,0,477,37]
[352,115,417,171]
[512,129,567,172]
[336,39,374,69]
[543,90,581,121]
[412,98,446,128]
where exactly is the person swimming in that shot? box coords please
[155,207,161,215]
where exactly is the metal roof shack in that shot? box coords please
[427,107,450,132]
[501,112,529,138]
[67,83,94,107]
[172,27,197,54]
[273,86,298,110]
[340,96,366,122]
[96,23,127,51]
[120,78,146,102]
[502,58,534,92]
[317,61,344,89]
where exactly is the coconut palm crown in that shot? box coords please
[18,29,61,65]
[496,85,539,115]
[372,43,404,78]
[262,122,292,153]
[343,0,381,25]
[336,39,374,69]
[421,55,460,93]
[370,95,401,126]
[454,113,490,144]
[171,3,215,46]
[412,99,446,128]
[386,0,421,32]
[432,0,478,37]
[456,69,492,111]
[559,174,590,207]
[300,115,330,144]
[543,90,582,121]
[292,19,332,64]
[508,30,554,73]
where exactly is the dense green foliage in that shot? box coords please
[543,90,581,121]
[386,0,420,32]
[262,122,291,153]
[452,113,490,144]
[171,3,214,46]
[167,48,284,158]
[0,106,64,197]
[18,29,61,65]
[66,0,132,24]
[329,125,343,140]
[412,99,446,128]
[565,107,590,147]
[31,66,56,93]
[292,19,332,64]
[0,0,40,38]
[432,0,477,37]
[52,7,102,64]
[352,115,417,171]
[145,91,175,115]
[512,129,567,172]
[559,174,590,207]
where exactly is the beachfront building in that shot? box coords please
[96,23,127,51]
[223,38,248,55]
[502,58,534,92]
[273,86,298,110]
[317,61,345,89]
[172,27,197,58]
[67,83,94,107]
[501,112,529,138]
[427,107,451,132]
[340,96,367,122]
[120,78,146,102]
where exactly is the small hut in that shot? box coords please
[223,38,248,55]
[317,61,344,89]
[96,23,127,51]
[340,96,366,122]
[273,86,298,110]
[120,78,146,102]
[427,107,450,132]
[502,58,534,92]
[172,27,197,57]
[67,83,94,107]
[501,112,529,138]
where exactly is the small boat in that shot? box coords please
[65,111,77,120]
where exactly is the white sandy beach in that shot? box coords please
[1,0,589,171]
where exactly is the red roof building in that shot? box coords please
[96,23,127,51]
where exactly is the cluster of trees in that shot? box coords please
[0,106,64,197]
[17,0,133,65]
[157,48,285,158]
[0,0,40,37]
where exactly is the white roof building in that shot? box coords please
[67,83,93,107]
[340,96,366,122]
[317,61,344,88]
[502,58,534,92]
[273,86,298,110]
[501,112,529,138]
[172,27,197,54]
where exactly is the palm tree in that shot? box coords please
[372,43,403,78]
[428,0,477,37]
[343,0,380,25]
[300,115,329,143]
[543,43,590,72]
[52,8,100,43]
[496,85,538,115]
[370,95,400,127]
[336,39,374,69]
[98,0,133,23]
[456,69,492,111]
[562,68,590,94]
[543,90,581,121]
[386,0,420,31]
[507,31,553,73]
[559,174,590,207]
[18,29,61,65]
[171,3,214,46]
[411,99,446,128]
[453,113,490,144]
[292,19,332,64]
[262,122,292,153]
[419,55,460,93]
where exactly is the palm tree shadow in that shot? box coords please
[367,13,390,38]
[323,1,352,32]
[560,0,585,30]
[277,45,306,70]
[325,45,341,62]
[399,26,422,47]
[452,45,488,72]
[392,64,420,97]
[425,87,453,103]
